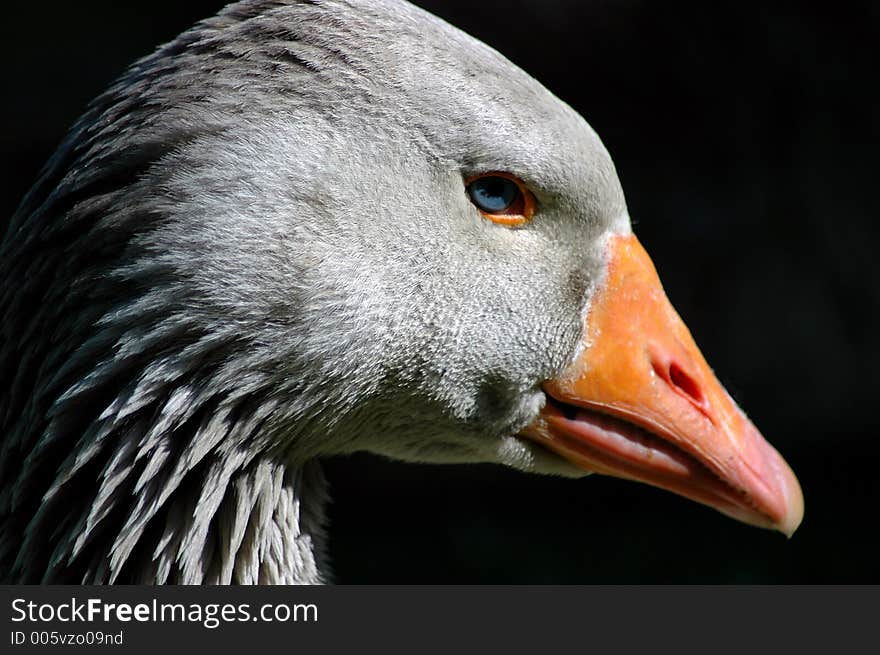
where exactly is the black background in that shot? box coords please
[2,1,877,583]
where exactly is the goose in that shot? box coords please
[0,0,803,584]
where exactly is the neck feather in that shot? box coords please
[2,398,330,584]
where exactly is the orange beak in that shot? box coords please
[521,234,804,536]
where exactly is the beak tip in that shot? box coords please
[770,451,804,538]
[737,421,804,538]
[780,473,805,539]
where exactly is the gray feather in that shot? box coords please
[0,0,627,583]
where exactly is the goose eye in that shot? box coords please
[468,176,518,212]
[465,173,536,227]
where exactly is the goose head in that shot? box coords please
[0,0,802,583]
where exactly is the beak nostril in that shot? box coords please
[652,355,705,407]
[668,362,704,405]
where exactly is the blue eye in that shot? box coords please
[464,173,535,226]
[467,175,520,213]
